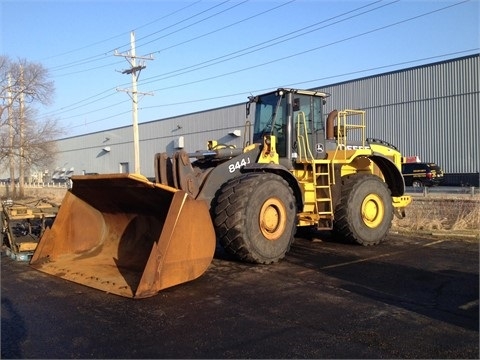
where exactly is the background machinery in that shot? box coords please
[2,199,58,261]
[31,88,411,298]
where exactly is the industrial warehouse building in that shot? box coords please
[50,54,479,186]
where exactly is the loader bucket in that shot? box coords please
[30,173,216,298]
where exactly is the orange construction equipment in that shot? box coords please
[30,173,215,299]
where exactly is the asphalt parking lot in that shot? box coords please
[2,232,479,359]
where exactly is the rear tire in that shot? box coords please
[333,174,393,246]
[212,173,296,264]
[412,180,423,187]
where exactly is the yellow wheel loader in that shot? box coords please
[31,88,411,298]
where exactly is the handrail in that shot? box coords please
[332,109,366,161]
[296,111,315,162]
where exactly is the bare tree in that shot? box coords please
[1,57,53,123]
[0,56,61,198]
[20,108,64,176]
[0,56,13,125]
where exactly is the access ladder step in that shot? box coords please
[316,226,333,231]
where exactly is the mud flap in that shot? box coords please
[30,173,216,298]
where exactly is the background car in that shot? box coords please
[402,162,444,187]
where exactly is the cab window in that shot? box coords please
[293,95,324,134]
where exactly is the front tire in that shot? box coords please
[212,172,297,264]
[333,174,393,246]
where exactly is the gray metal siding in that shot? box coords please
[56,104,248,178]
[54,54,479,179]
[315,55,479,174]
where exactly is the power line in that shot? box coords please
[140,50,479,110]
[38,90,117,119]
[148,0,471,93]
[69,109,132,130]
[157,0,296,54]
[43,0,381,117]
[134,0,250,51]
[134,0,235,48]
[52,60,124,78]
[40,0,473,131]
[43,1,204,66]
[137,0,391,86]
[52,0,247,76]
[51,0,294,80]
[69,49,479,131]
[38,0,299,117]
[45,1,235,75]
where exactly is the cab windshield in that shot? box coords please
[252,92,286,144]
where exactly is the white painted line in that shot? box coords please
[320,239,447,270]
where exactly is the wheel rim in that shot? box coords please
[259,198,286,241]
[361,194,385,228]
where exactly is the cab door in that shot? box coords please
[292,94,326,160]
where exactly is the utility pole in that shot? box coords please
[19,66,25,198]
[115,31,153,174]
[7,73,15,197]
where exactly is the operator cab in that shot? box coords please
[249,88,330,167]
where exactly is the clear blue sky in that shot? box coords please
[1,0,479,137]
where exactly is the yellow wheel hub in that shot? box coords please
[361,194,385,228]
[259,198,286,241]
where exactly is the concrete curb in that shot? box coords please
[391,228,480,240]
